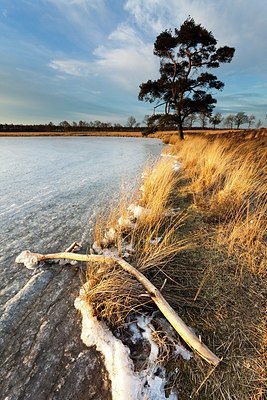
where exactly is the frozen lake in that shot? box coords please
[0,136,163,400]
[0,136,162,275]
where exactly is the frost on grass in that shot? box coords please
[75,285,180,400]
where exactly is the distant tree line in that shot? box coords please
[185,111,262,129]
[0,116,140,133]
[0,112,263,134]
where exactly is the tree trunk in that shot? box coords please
[178,123,184,140]
[176,108,184,140]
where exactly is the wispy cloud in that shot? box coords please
[49,59,94,77]
[49,21,158,92]
[44,0,110,44]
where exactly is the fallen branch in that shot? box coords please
[16,250,221,366]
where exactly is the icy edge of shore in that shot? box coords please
[74,285,180,400]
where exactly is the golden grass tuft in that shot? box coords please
[139,158,178,222]
[87,156,188,327]
[84,261,151,327]
[132,213,189,272]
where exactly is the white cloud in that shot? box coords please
[49,18,158,92]
[124,0,267,73]
[124,0,168,35]
[49,59,94,77]
[108,23,143,46]
[49,40,158,91]
[94,43,157,90]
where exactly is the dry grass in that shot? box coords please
[88,157,189,326]
[84,129,266,399]
[132,212,189,272]
[84,261,151,328]
[220,200,267,275]
[168,131,267,399]
[139,158,179,223]
[173,134,267,275]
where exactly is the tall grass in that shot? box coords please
[84,130,266,398]
[87,157,189,326]
[174,135,267,274]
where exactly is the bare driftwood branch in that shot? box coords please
[16,250,221,366]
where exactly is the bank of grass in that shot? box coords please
[172,132,267,275]
[86,130,266,399]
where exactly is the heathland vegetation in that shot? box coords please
[85,128,266,398]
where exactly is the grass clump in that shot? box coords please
[86,157,188,327]
[84,261,151,328]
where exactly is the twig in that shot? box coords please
[190,365,218,398]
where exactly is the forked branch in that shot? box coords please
[16,250,221,366]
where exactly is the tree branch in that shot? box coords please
[16,250,221,366]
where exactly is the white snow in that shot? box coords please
[75,286,179,400]
[128,204,150,219]
[92,241,102,254]
[118,216,135,230]
[15,250,40,269]
[75,288,140,400]
[175,344,192,361]
[173,161,182,172]
[104,227,116,242]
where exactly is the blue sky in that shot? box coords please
[0,0,266,126]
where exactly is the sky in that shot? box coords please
[0,0,266,126]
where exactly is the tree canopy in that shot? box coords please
[139,17,235,139]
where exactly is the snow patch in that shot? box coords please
[173,161,182,172]
[118,216,135,230]
[128,204,150,219]
[175,344,192,361]
[75,287,178,400]
[15,250,40,270]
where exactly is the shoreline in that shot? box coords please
[0,128,259,140]
[0,131,146,138]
